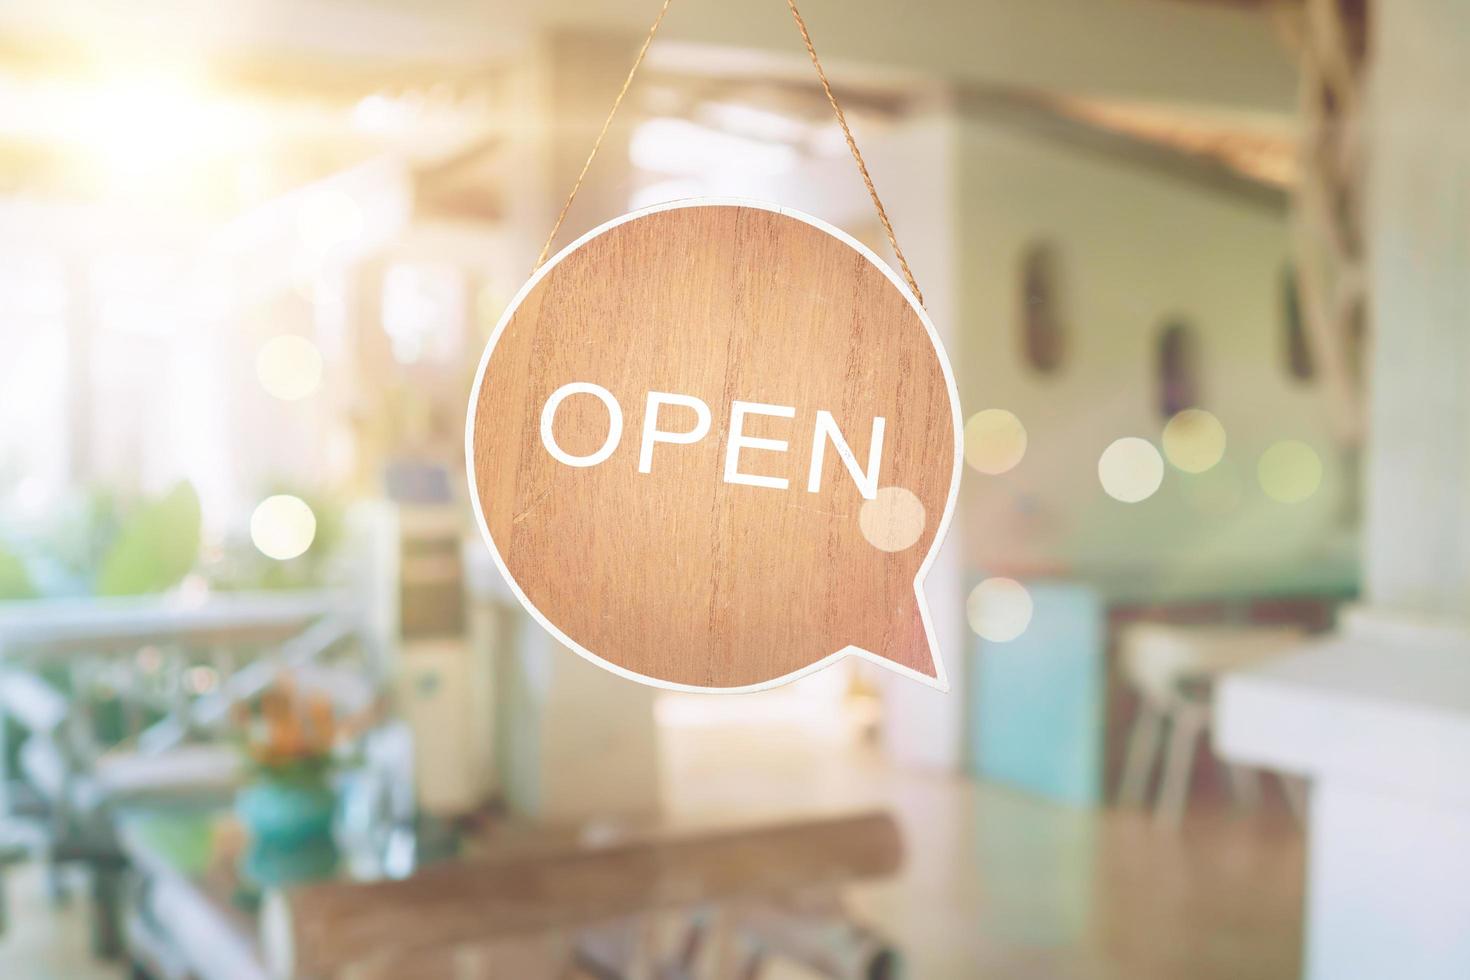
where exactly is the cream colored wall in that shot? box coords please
[1362,0,1470,614]
[954,121,1353,596]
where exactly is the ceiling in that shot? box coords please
[0,0,1298,109]
[0,0,1302,228]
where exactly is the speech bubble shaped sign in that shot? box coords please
[467,200,961,692]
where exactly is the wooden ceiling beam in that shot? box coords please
[956,83,1291,212]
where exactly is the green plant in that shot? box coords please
[95,481,202,596]
[0,480,202,599]
[0,544,36,600]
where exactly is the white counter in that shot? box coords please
[1216,607,1470,980]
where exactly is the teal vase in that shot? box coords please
[236,774,339,888]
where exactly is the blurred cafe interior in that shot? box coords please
[1,0,1468,978]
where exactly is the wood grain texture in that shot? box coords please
[268,810,903,978]
[470,202,957,689]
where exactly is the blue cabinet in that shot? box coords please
[967,580,1106,806]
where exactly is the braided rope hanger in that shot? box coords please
[532,0,926,309]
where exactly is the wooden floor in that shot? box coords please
[0,715,1303,980]
[659,715,1304,980]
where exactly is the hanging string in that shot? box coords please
[784,0,923,307]
[533,0,926,309]
[533,0,676,272]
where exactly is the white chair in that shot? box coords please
[1116,623,1306,826]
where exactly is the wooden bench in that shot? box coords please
[262,810,905,980]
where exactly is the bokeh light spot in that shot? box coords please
[1258,440,1322,503]
[858,486,926,552]
[1098,437,1164,503]
[250,495,317,560]
[966,577,1034,642]
[964,409,1028,475]
[186,665,219,695]
[256,335,323,401]
[1162,408,1226,473]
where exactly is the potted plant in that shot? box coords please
[232,675,374,888]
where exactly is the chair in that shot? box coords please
[1116,623,1305,826]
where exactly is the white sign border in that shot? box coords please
[465,197,961,694]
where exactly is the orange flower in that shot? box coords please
[307,695,336,751]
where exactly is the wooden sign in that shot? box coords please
[467,200,960,691]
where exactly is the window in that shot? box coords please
[1019,242,1066,375]
[1157,319,1200,417]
